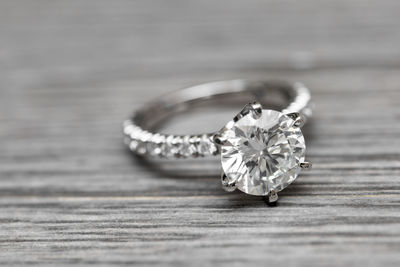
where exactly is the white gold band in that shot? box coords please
[123,80,312,159]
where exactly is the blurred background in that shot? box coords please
[1,1,399,266]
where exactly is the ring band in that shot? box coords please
[124,80,312,158]
[123,80,313,203]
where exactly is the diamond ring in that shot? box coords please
[123,80,312,204]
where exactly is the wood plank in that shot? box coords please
[0,0,399,266]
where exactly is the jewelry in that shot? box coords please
[123,80,312,204]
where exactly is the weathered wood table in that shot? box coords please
[1,1,399,266]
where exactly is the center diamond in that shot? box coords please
[220,109,306,196]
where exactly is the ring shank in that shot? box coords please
[123,80,312,158]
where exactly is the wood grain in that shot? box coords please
[0,0,400,266]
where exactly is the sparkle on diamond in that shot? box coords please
[221,109,306,196]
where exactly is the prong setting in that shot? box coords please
[286,112,305,127]
[234,102,263,122]
[300,161,312,170]
[248,102,262,119]
[286,112,300,120]
[221,172,237,192]
[212,132,227,146]
[220,109,306,197]
[265,190,279,205]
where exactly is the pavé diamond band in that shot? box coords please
[123,80,313,204]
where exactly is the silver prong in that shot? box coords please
[234,102,263,121]
[212,132,227,145]
[286,112,304,127]
[286,112,300,120]
[212,122,234,145]
[300,161,312,170]
[221,172,236,192]
[265,190,278,205]
[248,102,262,119]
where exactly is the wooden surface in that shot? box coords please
[1,1,400,266]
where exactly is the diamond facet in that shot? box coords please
[220,109,306,196]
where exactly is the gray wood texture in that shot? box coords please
[1,1,400,266]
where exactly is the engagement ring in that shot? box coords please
[123,80,312,204]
